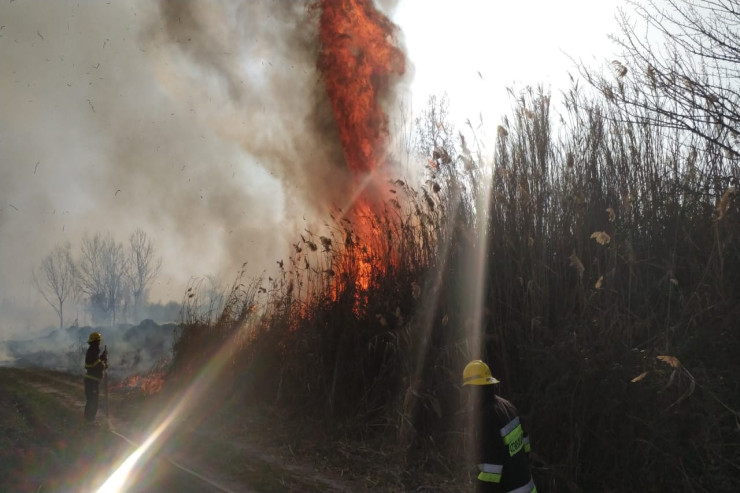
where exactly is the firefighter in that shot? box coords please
[84,331,108,424]
[463,359,536,493]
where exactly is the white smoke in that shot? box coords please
[1,0,412,337]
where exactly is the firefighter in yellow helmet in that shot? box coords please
[463,360,536,493]
[84,332,108,423]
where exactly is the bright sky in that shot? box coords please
[394,0,626,129]
[0,0,629,337]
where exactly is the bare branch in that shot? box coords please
[32,243,77,329]
[77,232,128,325]
[583,0,740,161]
[127,228,163,321]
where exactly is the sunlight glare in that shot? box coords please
[92,321,252,491]
[94,414,174,492]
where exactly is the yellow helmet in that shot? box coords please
[88,332,102,344]
[462,360,500,386]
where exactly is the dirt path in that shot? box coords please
[18,370,258,491]
[24,373,86,412]
[19,368,373,492]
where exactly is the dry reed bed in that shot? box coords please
[168,85,739,491]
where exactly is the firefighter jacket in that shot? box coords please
[85,344,107,382]
[475,393,536,493]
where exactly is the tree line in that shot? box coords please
[32,228,162,329]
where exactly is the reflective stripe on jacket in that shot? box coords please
[476,394,536,492]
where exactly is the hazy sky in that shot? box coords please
[395,0,626,127]
[0,0,625,337]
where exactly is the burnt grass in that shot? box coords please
[165,86,740,492]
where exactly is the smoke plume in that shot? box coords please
[0,0,409,337]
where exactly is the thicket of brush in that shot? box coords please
[478,85,739,492]
[169,79,738,491]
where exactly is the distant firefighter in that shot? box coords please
[84,331,108,424]
[463,360,537,493]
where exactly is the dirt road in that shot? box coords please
[1,367,373,492]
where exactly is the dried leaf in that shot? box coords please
[647,65,656,86]
[590,231,611,245]
[595,276,603,290]
[603,85,614,101]
[611,60,628,77]
[716,186,737,221]
[606,207,616,223]
[569,252,585,279]
[631,372,648,383]
[411,281,421,300]
[657,355,681,368]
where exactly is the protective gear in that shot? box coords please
[475,393,536,492]
[462,359,500,386]
[84,341,107,423]
[84,344,106,382]
[88,332,102,344]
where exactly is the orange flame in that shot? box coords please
[114,371,165,395]
[315,0,405,305]
[317,0,405,200]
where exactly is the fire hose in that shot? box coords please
[100,350,238,492]
[107,428,237,492]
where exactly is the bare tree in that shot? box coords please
[582,0,740,162]
[32,243,77,329]
[77,232,128,325]
[126,228,162,322]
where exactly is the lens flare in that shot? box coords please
[94,414,175,492]
[92,325,246,492]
